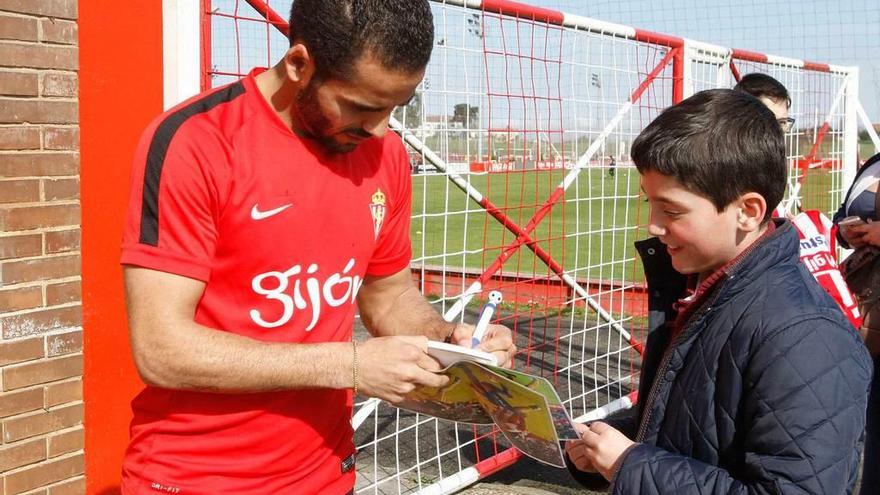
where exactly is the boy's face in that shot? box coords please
[641,170,744,278]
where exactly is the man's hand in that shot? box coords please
[450,323,516,368]
[847,218,880,248]
[565,422,599,473]
[575,421,635,481]
[357,335,450,403]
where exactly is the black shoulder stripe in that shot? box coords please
[139,81,247,246]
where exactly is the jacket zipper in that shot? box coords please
[607,296,713,487]
[614,226,776,487]
[609,292,719,489]
[631,254,752,444]
[632,285,725,443]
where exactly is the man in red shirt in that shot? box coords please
[120,1,515,493]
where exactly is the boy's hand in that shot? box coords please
[450,323,516,368]
[565,423,599,473]
[578,421,635,481]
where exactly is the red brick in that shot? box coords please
[0,42,77,71]
[0,286,42,313]
[44,230,78,254]
[0,204,80,231]
[42,127,78,151]
[40,73,76,98]
[0,153,78,177]
[0,233,41,259]
[42,178,78,200]
[0,338,43,366]
[0,70,38,96]
[43,380,80,408]
[47,427,81,457]
[0,1,77,20]
[45,331,80,357]
[0,438,46,472]
[15,488,47,495]
[1,305,81,340]
[8,485,46,495]
[46,476,84,495]
[3,452,84,494]
[45,282,79,306]
[0,255,80,284]
[2,403,82,443]
[0,179,39,203]
[0,126,40,150]
[0,14,38,42]
[2,355,82,392]
[0,387,42,418]
[0,99,77,125]
[46,280,82,306]
[40,18,76,45]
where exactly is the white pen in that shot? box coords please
[471,291,503,348]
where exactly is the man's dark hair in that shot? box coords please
[734,73,791,108]
[289,0,434,80]
[632,89,786,222]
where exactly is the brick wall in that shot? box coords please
[0,1,84,494]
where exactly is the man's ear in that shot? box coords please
[283,42,314,87]
[736,192,767,232]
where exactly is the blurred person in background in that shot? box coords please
[834,151,880,495]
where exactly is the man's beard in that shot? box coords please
[295,81,370,154]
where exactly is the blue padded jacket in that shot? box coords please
[569,220,871,494]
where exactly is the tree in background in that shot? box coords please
[393,92,422,127]
[452,103,480,128]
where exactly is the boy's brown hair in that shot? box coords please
[632,89,786,222]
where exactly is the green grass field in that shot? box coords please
[860,139,877,160]
[407,132,859,284]
[411,162,843,284]
[411,166,648,282]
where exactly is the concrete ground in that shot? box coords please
[462,455,604,495]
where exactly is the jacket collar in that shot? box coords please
[637,219,798,303]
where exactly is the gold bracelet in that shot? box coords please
[352,341,358,396]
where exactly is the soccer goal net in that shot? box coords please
[160,0,864,493]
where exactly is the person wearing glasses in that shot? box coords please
[737,72,873,492]
[734,73,795,132]
[735,72,861,325]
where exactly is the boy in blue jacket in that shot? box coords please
[565,89,871,494]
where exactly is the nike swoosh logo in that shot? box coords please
[251,203,293,220]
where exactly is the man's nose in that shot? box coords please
[363,114,390,138]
